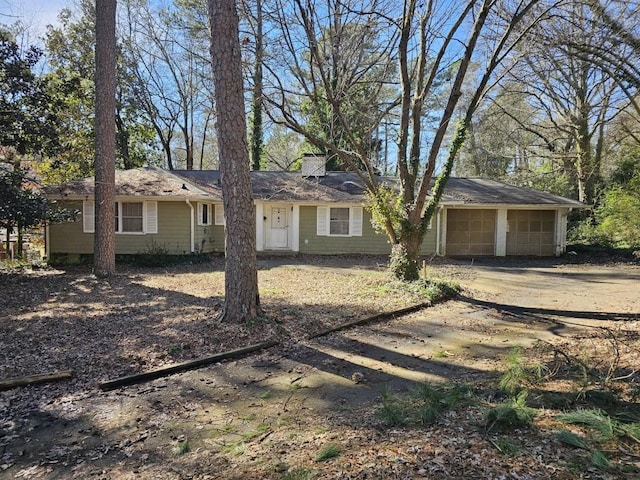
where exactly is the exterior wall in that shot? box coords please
[194,223,225,253]
[194,202,225,253]
[49,200,195,255]
[297,206,437,255]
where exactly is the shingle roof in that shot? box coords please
[440,178,586,207]
[44,166,219,200]
[45,167,586,208]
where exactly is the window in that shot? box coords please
[115,202,143,233]
[316,206,363,237]
[198,203,212,226]
[330,207,350,235]
[83,200,157,234]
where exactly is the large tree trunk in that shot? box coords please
[208,0,261,322]
[94,0,117,277]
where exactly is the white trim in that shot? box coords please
[144,201,158,233]
[440,208,448,256]
[555,209,568,256]
[292,205,300,252]
[316,206,328,236]
[495,208,508,257]
[350,206,363,236]
[255,202,264,251]
[83,200,95,233]
[316,205,364,237]
[435,208,441,255]
[185,200,195,253]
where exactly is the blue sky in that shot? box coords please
[1,0,70,37]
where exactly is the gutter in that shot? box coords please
[185,199,195,253]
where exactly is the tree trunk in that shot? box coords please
[94,0,117,277]
[250,0,264,171]
[391,122,468,281]
[208,0,261,322]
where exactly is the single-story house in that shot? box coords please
[43,164,586,262]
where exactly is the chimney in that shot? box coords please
[301,153,326,177]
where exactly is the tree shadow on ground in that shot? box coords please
[458,294,640,323]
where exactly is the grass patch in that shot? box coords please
[483,391,537,432]
[492,438,521,456]
[378,387,408,427]
[555,429,589,449]
[557,409,617,441]
[277,467,317,480]
[433,350,451,359]
[173,439,190,456]
[315,443,341,462]
[499,346,544,395]
[377,382,474,428]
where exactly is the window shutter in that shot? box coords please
[350,206,363,236]
[317,206,328,236]
[144,201,158,233]
[197,203,204,226]
[83,200,95,233]
[214,204,225,225]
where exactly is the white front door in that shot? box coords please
[266,205,289,249]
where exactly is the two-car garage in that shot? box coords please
[444,208,558,257]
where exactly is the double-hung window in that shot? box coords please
[329,207,350,235]
[316,206,363,237]
[83,200,157,234]
[116,202,143,233]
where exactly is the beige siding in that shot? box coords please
[506,210,555,256]
[298,206,436,255]
[49,201,93,253]
[195,224,225,253]
[49,200,193,255]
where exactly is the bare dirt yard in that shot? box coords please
[1,255,639,479]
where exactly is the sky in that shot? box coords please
[1,0,70,39]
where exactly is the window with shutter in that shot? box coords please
[317,205,364,237]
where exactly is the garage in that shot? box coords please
[446,209,496,256]
[506,210,555,256]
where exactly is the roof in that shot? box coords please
[44,166,219,200]
[44,167,586,208]
[440,178,586,207]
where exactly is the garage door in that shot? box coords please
[446,209,496,256]
[506,210,555,256]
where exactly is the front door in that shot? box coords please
[266,205,289,249]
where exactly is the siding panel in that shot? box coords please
[49,201,193,255]
[299,206,436,255]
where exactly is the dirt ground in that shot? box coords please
[1,256,639,479]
